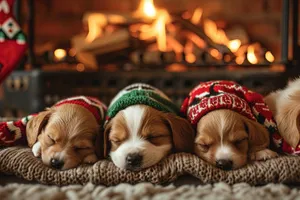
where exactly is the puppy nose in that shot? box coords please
[126,153,142,168]
[216,159,233,170]
[50,158,64,169]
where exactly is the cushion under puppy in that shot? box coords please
[181,80,278,170]
[104,83,195,171]
[26,96,107,170]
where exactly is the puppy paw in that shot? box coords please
[32,141,41,157]
[83,154,98,164]
[250,149,278,161]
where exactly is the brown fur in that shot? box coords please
[264,78,300,148]
[26,104,101,170]
[194,109,277,169]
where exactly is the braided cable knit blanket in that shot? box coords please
[0,147,300,186]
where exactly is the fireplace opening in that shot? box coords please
[1,0,299,116]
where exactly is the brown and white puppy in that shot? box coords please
[103,83,195,171]
[264,77,300,150]
[195,109,277,170]
[26,96,106,170]
[182,80,278,170]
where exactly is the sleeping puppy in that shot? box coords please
[181,80,278,170]
[103,83,195,171]
[264,77,300,154]
[26,96,107,170]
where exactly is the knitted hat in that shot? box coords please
[181,80,278,136]
[0,96,107,146]
[105,83,179,125]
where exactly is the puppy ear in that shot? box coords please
[102,121,112,158]
[164,113,195,153]
[276,110,300,148]
[244,118,270,153]
[26,110,51,147]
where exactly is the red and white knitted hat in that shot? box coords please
[181,80,278,136]
[0,96,107,146]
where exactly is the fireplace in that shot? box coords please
[1,0,299,117]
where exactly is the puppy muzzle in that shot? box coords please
[125,153,143,171]
[50,158,64,169]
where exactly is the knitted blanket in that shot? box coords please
[1,147,300,186]
[1,182,300,200]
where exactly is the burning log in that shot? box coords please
[72,29,131,68]
[172,15,234,55]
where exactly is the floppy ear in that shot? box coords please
[101,121,112,158]
[26,110,51,147]
[276,109,300,148]
[243,118,270,153]
[164,113,195,153]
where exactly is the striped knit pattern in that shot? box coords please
[105,83,179,125]
[0,96,107,146]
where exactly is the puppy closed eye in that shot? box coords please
[47,135,55,145]
[195,143,211,152]
[146,134,170,145]
[74,146,92,151]
[234,137,248,146]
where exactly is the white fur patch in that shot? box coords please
[215,146,232,160]
[110,105,171,169]
[110,105,146,169]
[32,141,41,157]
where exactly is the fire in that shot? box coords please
[54,49,66,61]
[265,51,275,62]
[247,44,258,64]
[134,0,157,19]
[191,8,203,25]
[138,9,170,52]
[85,13,107,42]
[228,39,241,53]
[204,19,229,45]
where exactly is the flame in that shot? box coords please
[228,39,241,53]
[134,0,157,19]
[247,44,258,64]
[235,56,245,64]
[191,8,203,25]
[86,14,107,42]
[138,9,170,52]
[54,49,66,61]
[204,19,229,45]
[265,51,275,62]
[156,13,167,51]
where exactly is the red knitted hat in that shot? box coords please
[55,96,107,123]
[0,96,107,146]
[181,80,278,135]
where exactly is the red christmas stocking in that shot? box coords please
[0,0,27,83]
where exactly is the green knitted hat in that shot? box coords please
[105,83,179,124]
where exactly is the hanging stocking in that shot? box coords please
[0,0,27,83]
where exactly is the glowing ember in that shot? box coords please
[191,8,203,25]
[228,39,241,53]
[265,51,275,62]
[134,0,157,19]
[247,44,258,64]
[209,48,222,60]
[54,49,66,61]
[76,63,85,72]
[186,53,196,63]
[85,13,107,42]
